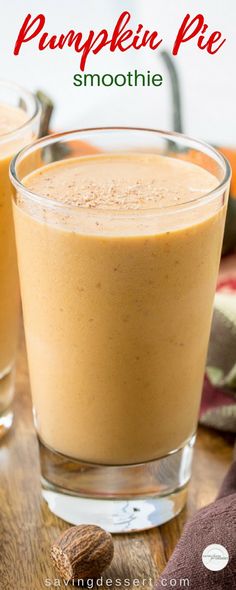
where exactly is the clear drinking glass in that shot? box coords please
[0,82,40,436]
[10,128,230,532]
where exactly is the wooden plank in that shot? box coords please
[0,331,234,589]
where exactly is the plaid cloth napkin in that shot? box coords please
[200,254,236,432]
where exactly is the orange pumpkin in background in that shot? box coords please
[219,148,236,255]
[219,148,236,197]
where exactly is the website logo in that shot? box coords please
[202,544,229,571]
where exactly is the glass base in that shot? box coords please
[40,434,195,532]
[0,365,15,438]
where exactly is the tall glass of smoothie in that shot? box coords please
[10,129,230,532]
[0,82,40,436]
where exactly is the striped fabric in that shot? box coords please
[200,254,236,432]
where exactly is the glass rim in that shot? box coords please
[10,126,231,216]
[0,79,41,143]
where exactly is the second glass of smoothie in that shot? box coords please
[0,82,40,436]
[10,129,230,532]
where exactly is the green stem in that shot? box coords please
[160,50,183,134]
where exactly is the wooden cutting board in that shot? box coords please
[0,328,234,590]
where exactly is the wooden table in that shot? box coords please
[0,330,234,590]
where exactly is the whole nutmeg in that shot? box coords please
[51,524,114,581]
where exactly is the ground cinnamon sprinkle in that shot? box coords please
[24,153,218,210]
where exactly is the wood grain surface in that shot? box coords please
[0,329,234,590]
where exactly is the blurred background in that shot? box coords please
[0,0,235,146]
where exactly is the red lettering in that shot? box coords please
[113,29,133,51]
[206,31,226,54]
[41,28,109,70]
[39,31,81,50]
[197,24,209,49]
[133,24,144,49]
[79,30,109,70]
[59,31,83,50]
[141,30,162,50]
[14,13,45,55]
[13,10,226,68]
[39,33,56,49]
[173,13,204,55]
[110,11,131,51]
[173,13,226,56]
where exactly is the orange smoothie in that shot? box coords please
[13,154,225,465]
[0,104,28,409]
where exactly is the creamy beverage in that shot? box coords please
[13,153,225,465]
[0,104,28,410]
